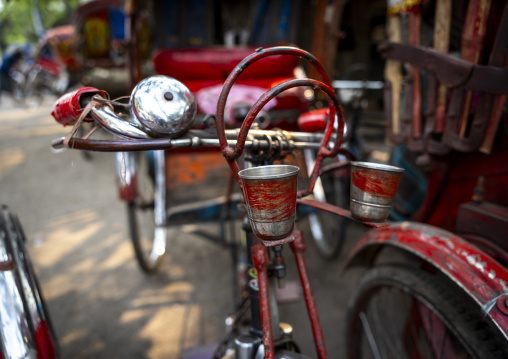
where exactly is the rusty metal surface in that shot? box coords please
[346,222,508,339]
[3,98,375,358]
[290,230,327,359]
[349,162,403,222]
[251,242,274,359]
[217,77,343,194]
[240,166,299,241]
[297,199,390,229]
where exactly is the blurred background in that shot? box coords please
[0,0,386,104]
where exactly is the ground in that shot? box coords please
[0,96,368,358]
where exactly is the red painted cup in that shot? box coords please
[239,165,299,241]
[350,161,404,222]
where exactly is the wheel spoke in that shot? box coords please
[370,288,403,359]
[347,266,491,359]
[359,311,382,359]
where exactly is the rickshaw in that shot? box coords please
[344,0,508,357]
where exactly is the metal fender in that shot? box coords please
[114,152,138,202]
[345,221,508,339]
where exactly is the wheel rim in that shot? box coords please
[350,284,472,359]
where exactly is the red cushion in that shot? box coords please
[152,46,299,80]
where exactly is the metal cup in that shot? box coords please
[350,161,404,222]
[239,165,300,241]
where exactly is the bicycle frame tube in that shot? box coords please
[290,229,327,359]
[249,225,328,359]
[251,239,276,359]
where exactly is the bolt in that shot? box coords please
[164,92,173,101]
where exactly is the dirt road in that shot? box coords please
[0,97,366,358]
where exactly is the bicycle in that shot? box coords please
[0,206,59,358]
[44,46,508,359]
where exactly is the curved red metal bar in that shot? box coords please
[216,47,332,148]
[345,222,508,339]
[230,79,343,196]
[214,46,344,195]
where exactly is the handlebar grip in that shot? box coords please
[51,87,107,126]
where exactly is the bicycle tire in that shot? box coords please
[23,85,44,109]
[0,206,60,358]
[126,151,167,274]
[307,169,349,260]
[10,79,25,105]
[346,264,508,359]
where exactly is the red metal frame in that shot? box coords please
[214,47,345,197]
[290,229,327,359]
[213,46,347,358]
[251,239,275,359]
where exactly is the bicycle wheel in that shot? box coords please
[22,69,44,109]
[0,206,60,358]
[303,148,350,259]
[23,85,44,109]
[346,265,508,359]
[307,169,349,259]
[127,151,167,274]
[10,78,25,105]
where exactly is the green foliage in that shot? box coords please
[0,0,80,51]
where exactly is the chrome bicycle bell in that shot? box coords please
[130,75,197,138]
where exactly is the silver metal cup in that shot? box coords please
[239,165,299,241]
[350,161,404,222]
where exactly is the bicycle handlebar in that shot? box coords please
[51,128,327,152]
[211,47,344,195]
[51,46,345,196]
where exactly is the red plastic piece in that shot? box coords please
[51,87,106,126]
[297,108,329,133]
